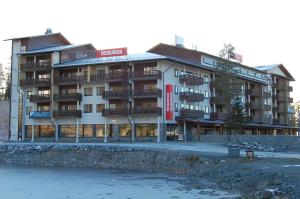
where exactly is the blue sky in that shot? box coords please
[0,0,299,101]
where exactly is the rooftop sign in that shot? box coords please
[96,47,127,58]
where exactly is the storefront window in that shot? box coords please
[60,125,76,138]
[119,124,131,137]
[96,124,105,137]
[83,124,93,137]
[40,125,55,137]
[136,124,157,137]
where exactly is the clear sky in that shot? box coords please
[0,0,299,101]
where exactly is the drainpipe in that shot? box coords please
[162,62,177,142]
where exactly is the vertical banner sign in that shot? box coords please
[166,84,173,120]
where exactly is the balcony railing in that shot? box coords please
[102,108,129,116]
[52,110,82,118]
[107,72,129,82]
[263,91,272,98]
[53,93,82,102]
[179,92,204,102]
[133,89,162,98]
[246,88,261,97]
[248,116,262,123]
[210,96,227,105]
[132,107,162,115]
[20,61,51,71]
[262,104,271,111]
[54,76,83,85]
[277,95,293,103]
[179,74,204,85]
[20,78,51,86]
[272,106,278,112]
[102,90,130,99]
[179,109,204,118]
[132,70,162,80]
[88,74,106,83]
[287,86,293,92]
[210,112,226,120]
[246,102,261,110]
[30,94,51,103]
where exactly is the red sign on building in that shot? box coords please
[166,84,173,121]
[96,47,127,58]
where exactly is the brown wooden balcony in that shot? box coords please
[287,86,293,92]
[210,96,226,105]
[132,107,162,115]
[179,92,204,102]
[288,97,293,103]
[102,108,129,116]
[263,91,272,98]
[179,74,204,85]
[30,94,51,103]
[54,76,83,85]
[277,95,293,103]
[20,78,51,87]
[53,93,82,102]
[52,110,82,118]
[88,74,106,83]
[107,72,129,82]
[179,109,204,118]
[20,61,51,71]
[245,88,261,97]
[262,104,271,111]
[133,89,162,98]
[132,70,162,81]
[246,102,261,110]
[102,90,130,99]
[210,112,226,120]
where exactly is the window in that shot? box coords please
[60,125,76,138]
[96,104,105,113]
[204,75,209,83]
[84,104,93,113]
[175,68,178,77]
[27,91,32,99]
[181,104,185,108]
[174,85,178,94]
[96,124,105,137]
[136,124,157,137]
[174,103,178,112]
[204,91,209,98]
[82,124,93,137]
[84,87,93,96]
[96,87,105,96]
[204,106,209,114]
[26,106,32,115]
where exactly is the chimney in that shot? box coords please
[45,28,52,35]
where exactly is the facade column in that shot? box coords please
[21,89,26,141]
[76,118,79,142]
[157,116,161,143]
[131,121,135,143]
[184,121,187,142]
[31,120,35,142]
[104,118,108,142]
[55,121,58,142]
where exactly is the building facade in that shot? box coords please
[6,33,297,142]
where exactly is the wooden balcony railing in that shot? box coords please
[179,92,204,102]
[179,109,204,118]
[132,107,162,115]
[53,93,82,102]
[102,108,129,116]
[54,76,83,85]
[210,96,227,105]
[106,72,129,82]
[262,104,271,111]
[132,70,162,80]
[30,94,51,103]
[245,88,261,97]
[287,86,293,92]
[246,102,261,110]
[210,112,226,120]
[52,110,82,118]
[89,74,106,83]
[20,61,51,71]
[102,90,130,99]
[263,91,272,98]
[179,74,204,85]
[20,78,51,86]
[133,89,162,98]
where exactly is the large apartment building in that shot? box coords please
[6,32,297,142]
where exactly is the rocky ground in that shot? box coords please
[0,143,299,199]
[224,141,290,152]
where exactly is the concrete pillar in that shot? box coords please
[31,121,35,142]
[131,120,135,143]
[157,116,161,143]
[76,118,79,143]
[184,121,187,142]
[21,89,26,142]
[55,121,58,142]
[104,122,107,143]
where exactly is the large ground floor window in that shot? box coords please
[136,124,157,137]
[25,125,55,138]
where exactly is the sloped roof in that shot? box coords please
[54,52,167,68]
[255,64,295,81]
[19,43,95,55]
[4,32,71,45]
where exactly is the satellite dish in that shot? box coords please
[45,28,53,35]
